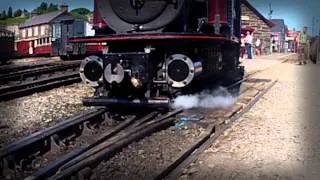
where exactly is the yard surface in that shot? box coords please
[181,54,320,180]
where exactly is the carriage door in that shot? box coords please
[29,40,34,55]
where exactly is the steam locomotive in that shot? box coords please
[71,0,245,108]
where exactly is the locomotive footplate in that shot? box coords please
[82,97,170,109]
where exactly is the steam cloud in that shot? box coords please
[171,87,237,109]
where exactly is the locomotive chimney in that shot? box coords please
[60,4,69,12]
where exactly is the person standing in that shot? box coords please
[245,31,253,59]
[298,26,310,65]
[255,38,261,56]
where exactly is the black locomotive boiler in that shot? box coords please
[70,0,245,108]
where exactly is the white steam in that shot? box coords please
[171,87,237,109]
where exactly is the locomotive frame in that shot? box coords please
[72,0,245,108]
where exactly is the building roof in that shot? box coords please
[20,11,66,28]
[270,19,285,32]
[242,0,275,28]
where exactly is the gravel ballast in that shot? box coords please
[181,55,320,179]
[0,83,95,146]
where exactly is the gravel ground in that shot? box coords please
[89,55,290,180]
[95,123,207,180]
[181,55,320,179]
[0,83,95,146]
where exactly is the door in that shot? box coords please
[29,40,34,55]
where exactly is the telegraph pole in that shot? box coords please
[268,3,273,20]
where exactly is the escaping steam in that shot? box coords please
[171,87,237,109]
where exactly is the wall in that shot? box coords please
[85,22,95,36]
[241,4,272,55]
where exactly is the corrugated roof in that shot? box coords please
[20,11,65,28]
[270,19,285,32]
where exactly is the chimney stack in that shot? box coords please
[60,4,68,12]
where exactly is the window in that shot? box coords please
[34,26,38,36]
[41,25,45,35]
[22,29,26,38]
[27,28,32,37]
[52,23,61,39]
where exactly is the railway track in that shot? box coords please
[0,61,81,101]
[0,62,80,83]
[154,79,277,180]
[0,108,182,180]
[0,77,274,180]
[0,59,77,75]
[0,55,290,179]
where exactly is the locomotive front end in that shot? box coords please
[76,0,244,108]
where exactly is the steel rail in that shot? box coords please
[26,109,183,180]
[154,80,278,180]
[0,72,81,101]
[0,63,80,82]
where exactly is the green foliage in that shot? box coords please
[70,8,91,15]
[14,9,22,17]
[8,7,12,18]
[32,2,59,15]
[0,16,28,25]
[70,8,91,21]
[0,10,7,20]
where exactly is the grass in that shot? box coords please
[0,16,29,25]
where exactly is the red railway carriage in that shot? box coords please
[0,29,15,62]
[72,0,244,108]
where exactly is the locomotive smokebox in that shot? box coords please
[166,54,203,88]
[96,0,185,32]
[79,55,103,87]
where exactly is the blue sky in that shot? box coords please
[0,0,319,35]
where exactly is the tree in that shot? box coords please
[8,6,12,18]
[0,10,7,20]
[47,3,59,13]
[70,8,91,21]
[70,8,91,15]
[39,2,48,11]
[14,9,23,17]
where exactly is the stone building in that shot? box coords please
[241,0,274,55]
